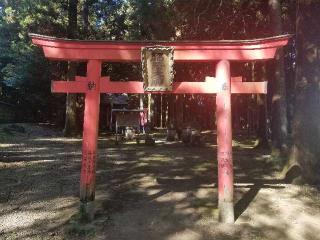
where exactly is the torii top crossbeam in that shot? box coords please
[29,33,290,224]
[29,33,290,61]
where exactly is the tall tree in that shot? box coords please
[288,0,320,183]
[63,0,79,136]
[269,0,288,155]
[82,0,90,36]
[256,63,269,148]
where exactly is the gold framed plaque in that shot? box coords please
[141,46,174,92]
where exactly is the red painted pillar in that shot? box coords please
[80,59,101,220]
[216,60,234,223]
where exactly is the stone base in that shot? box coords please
[80,201,95,222]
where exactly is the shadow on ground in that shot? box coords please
[0,124,319,240]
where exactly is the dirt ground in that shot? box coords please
[0,123,320,240]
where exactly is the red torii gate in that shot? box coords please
[30,33,290,223]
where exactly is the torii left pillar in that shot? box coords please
[79,60,101,220]
[216,60,234,223]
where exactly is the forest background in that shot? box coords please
[0,0,319,183]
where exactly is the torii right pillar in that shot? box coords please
[216,60,234,223]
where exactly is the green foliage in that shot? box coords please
[0,0,295,123]
[0,0,68,120]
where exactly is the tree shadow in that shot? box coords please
[234,181,285,221]
[1,126,320,240]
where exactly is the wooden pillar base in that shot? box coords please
[80,201,95,222]
[218,201,234,223]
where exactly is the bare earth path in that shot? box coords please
[0,123,319,240]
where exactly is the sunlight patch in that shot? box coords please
[167,228,202,240]
[0,211,49,232]
[32,137,82,142]
[0,143,24,148]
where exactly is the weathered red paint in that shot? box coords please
[29,33,290,223]
[80,60,101,205]
[51,80,88,93]
[51,77,267,94]
[216,60,234,223]
[29,33,290,61]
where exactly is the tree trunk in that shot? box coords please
[256,63,269,148]
[68,0,78,38]
[64,0,79,136]
[82,0,90,36]
[269,0,288,155]
[286,0,320,183]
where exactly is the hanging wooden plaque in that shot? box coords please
[141,46,174,92]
